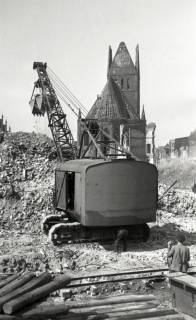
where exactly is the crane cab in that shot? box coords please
[55,158,158,227]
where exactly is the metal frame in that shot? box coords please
[31,62,77,161]
[78,119,136,160]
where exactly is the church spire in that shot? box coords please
[141,105,146,121]
[135,44,140,73]
[135,44,140,116]
[107,45,112,78]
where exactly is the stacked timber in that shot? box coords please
[0,272,71,319]
[63,294,184,320]
[0,271,184,319]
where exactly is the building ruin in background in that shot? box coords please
[156,129,196,162]
[78,42,155,162]
[0,114,11,143]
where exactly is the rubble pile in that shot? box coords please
[158,184,196,217]
[0,132,57,232]
[158,158,196,189]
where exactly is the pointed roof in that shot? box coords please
[86,77,130,120]
[141,105,146,121]
[108,42,137,76]
[135,44,140,73]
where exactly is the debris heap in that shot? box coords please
[159,184,196,216]
[0,132,57,232]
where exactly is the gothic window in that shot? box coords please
[127,78,130,89]
[121,78,124,89]
[147,144,151,154]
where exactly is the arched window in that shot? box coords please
[147,144,151,154]
[121,78,124,89]
[127,78,130,89]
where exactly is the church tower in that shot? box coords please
[108,42,140,118]
[84,42,148,161]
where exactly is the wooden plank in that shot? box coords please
[170,274,196,290]
[69,301,159,314]
[86,308,178,320]
[51,315,90,320]
[0,273,35,297]
[66,294,156,309]
[0,272,52,312]
[167,272,184,279]
[101,315,184,320]
[53,311,184,320]
[3,274,71,314]
[137,316,184,320]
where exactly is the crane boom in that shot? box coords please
[30,62,77,161]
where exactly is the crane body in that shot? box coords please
[29,62,158,245]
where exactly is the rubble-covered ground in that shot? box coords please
[0,132,196,308]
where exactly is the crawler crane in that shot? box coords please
[29,62,158,245]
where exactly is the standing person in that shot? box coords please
[167,240,175,271]
[114,229,129,253]
[167,232,190,273]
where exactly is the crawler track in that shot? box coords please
[43,216,150,245]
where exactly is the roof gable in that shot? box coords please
[108,42,137,76]
[87,77,130,120]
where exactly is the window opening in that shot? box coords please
[147,144,151,154]
[121,78,124,89]
[66,172,75,210]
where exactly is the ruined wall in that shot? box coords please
[189,141,196,159]
[146,123,156,164]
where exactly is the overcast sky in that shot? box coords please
[0,0,196,146]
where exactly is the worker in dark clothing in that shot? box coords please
[114,229,129,253]
[167,232,190,273]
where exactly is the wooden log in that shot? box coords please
[87,308,178,320]
[69,301,159,314]
[0,274,20,289]
[0,315,19,320]
[0,272,52,312]
[19,304,69,319]
[0,273,35,297]
[66,294,156,309]
[20,301,159,320]
[86,315,184,320]
[133,315,184,320]
[92,308,159,318]
[52,315,91,320]
[3,274,71,314]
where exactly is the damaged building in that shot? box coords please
[156,129,196,161]
[0,114,11,143]
[78,42,156,163]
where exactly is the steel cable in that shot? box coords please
[48,67,88,116]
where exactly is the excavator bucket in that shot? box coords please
[29,94,46,116]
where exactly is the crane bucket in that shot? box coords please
[29,94,46,116]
